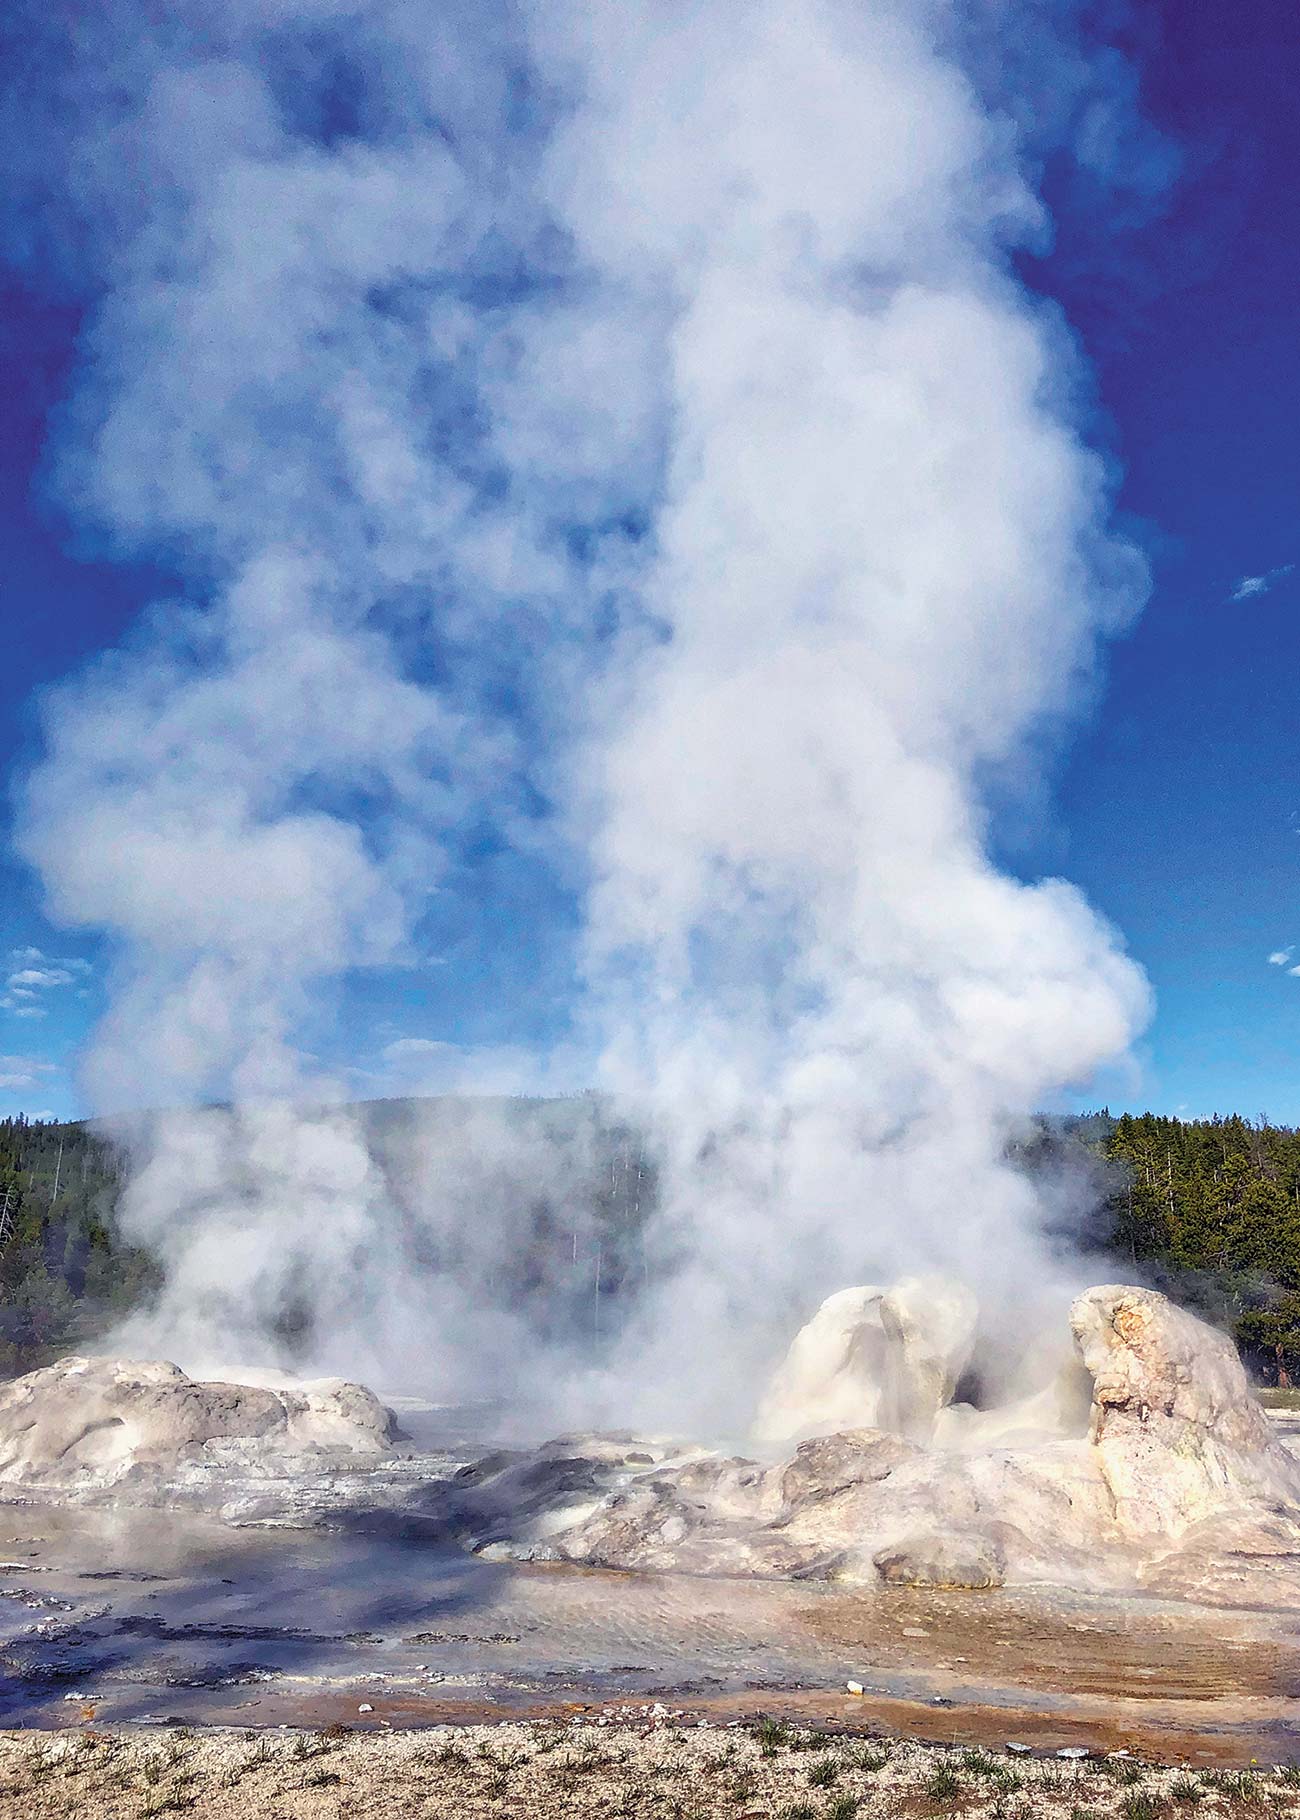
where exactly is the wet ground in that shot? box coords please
[4,1401,1300,1764]
[3,1496,1300,1763]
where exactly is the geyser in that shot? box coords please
[473,1282,1300,1601]
[6,1283,1300,1612]
[5,0,1167,1418]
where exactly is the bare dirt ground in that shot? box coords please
[4,1714,1300,1820]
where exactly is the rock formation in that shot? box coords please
[1071,1283,1300,1538]
[464,1283,1300,1605]
[753,1276,977,1447]
[2,1284,1299,1612]
[874,1529,1005,1589]
[0,1355,398,1490]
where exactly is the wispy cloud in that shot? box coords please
[8,967,73,990]
[381,1037,449,1060]
[0,1055,57,1092]
[1231,563,1294,603]
[0,948,91,1018]
[1269,949,1294,966]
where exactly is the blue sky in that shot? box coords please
[2,1,1300,1125]
[1023,0,1300,1119]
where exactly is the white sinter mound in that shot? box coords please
[1071,1284,1300,1536]
[0,1355,398,1489]
[466,1282,1300,1606]
[753,1277,978,1448]
[4,1284,1300,1611]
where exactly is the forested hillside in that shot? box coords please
[6,1103,1300,1382]
[1076,1109,1300,1385]
[0,1117,159,1376]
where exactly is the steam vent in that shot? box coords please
[5,1283,1300,1612]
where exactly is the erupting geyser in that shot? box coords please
[8,0,1161,1429]
[7,1281,1300,1612]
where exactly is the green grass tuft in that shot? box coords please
[924,1764,965,1801]
[1119,1791,1168,1820]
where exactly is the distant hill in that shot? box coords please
[0,1097,654,1377]
[4,1100,1300,1383]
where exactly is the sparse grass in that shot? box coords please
[423,1737,467,1768]
[925,1763,966,1801]
[754,1716,794,1754]
[291,1730,336,1761]
[142,1787,196,1817]
[1119,1791,1168,1820]
[1203,1770,1266,1803]
[958,1749,999,1777]
[3,1718,1299,1820]
[25,1749,55,1782]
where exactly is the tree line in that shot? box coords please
[0,1116,159,1376]
[1068,1109,1300,1384]
[6,1102,1300,1382]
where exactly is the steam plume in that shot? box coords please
[7,0,1155,1424]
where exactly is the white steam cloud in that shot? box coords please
[10,0,1154,1428]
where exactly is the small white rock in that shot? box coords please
[846,1680,864,1696]
[358,1703,374,1714]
